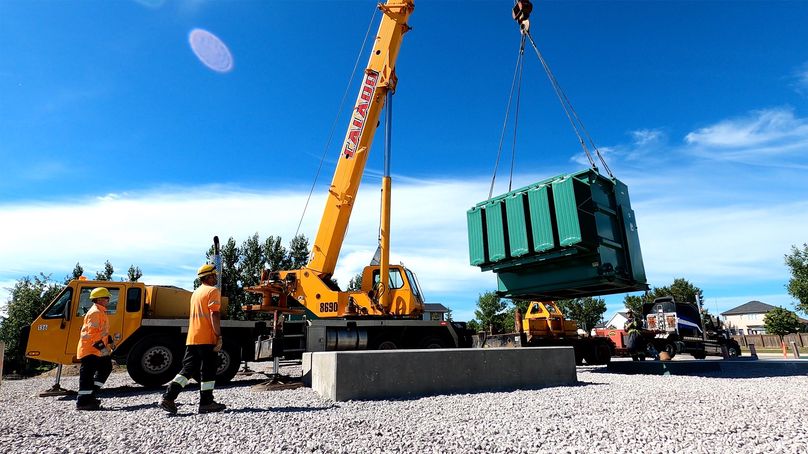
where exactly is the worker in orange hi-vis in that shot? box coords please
[160,264,226,414]
[76,287,115,411]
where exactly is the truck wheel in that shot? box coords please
[726,343,741,358]
[417,336,446,349]
[661,343,676,359]
[370,336,398,350]
[127,335,182,388]
[215,340,241,385]
[594,343,612,365]
[691,352,707,360]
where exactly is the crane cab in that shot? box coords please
[356,264,424,317]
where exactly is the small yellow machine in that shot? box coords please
[517,301,614,365]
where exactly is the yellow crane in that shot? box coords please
[245,0,422,320]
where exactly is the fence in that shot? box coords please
[732,333,808,348]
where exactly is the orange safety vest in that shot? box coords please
[187,284,221,345]
[77,303,110,359]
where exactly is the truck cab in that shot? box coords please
[642,296,741,359]
[25,279,146,366]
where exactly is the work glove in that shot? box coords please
[92,340,110,356]
[213,336,223,353]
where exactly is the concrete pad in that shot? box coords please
[304,346,576,401]
[607,359,808,377]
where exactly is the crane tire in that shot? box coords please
[127,335,182,388]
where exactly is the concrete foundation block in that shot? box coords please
[306,346,576,401]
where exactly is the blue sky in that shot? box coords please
[2,0,808,323]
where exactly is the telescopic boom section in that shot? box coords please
[308,0,414,276]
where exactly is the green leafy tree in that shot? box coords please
[785,244,808,314]
[127,265,142,282]
[263,235,289,272]
[445,307,453,322]
[347,273,363,291]
[648,278,702,304]
[623,294,644,317]
[556,297,607,331]
[763,307,802,339]
[467,319,481,333]
[239,233,264,313]
[0,274,63,373]
[64,262,84,284]
[288,234,310,269]
[94,260,114,281]
[474,291,508,334]
[209,237,243,320]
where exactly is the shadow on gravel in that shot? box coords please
[225,405,335,414]
[103,403,162,412]
[596,360,808,379]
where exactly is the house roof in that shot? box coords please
[424,303,448,313]
[720,301,776,316]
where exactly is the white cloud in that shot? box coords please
[631,129,664,146]
[0,180,497,309]
[5,106,808,321]
[683,108,808,168]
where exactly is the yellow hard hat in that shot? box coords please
[197,264,217,278]
[90,287,111,301]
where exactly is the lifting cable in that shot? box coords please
[507,38,526,193]
[488,34,527,200]
[294,6,380,238]
[523,31,613,178]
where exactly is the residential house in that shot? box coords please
[600,311,630,330]
[423,303,448,321]
[720,301,808,334]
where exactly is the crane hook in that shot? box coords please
[512,0,533,34]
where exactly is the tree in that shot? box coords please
[213,237,243,320]
[64,262,84,284]
[347,273,363,291]
[95,260,114,281]
[647,278,702,304]
[127,265,143,282]
[288,234,310,269]
[0,274,63,373]
[785,244,808,314]
[556,297,607,331]
[263,235,289,272]
[445,307,453,322]
[763,307,802,339]
[474,291,508,334]
[240,233,264,312]
[466,319,481,333]
[623,294,644,317]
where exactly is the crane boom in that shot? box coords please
[308,0,415,276]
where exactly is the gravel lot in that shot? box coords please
[1,363,806,453]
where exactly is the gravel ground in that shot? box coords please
[1,363,806,453]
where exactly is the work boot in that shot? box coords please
[198,401,226,414]
[159,398,178,415]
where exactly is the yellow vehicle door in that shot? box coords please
[64,284,125,360]
[26,285,76,364]
[373,266,421,315]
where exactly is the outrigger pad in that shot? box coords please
[38,384,78,398]
[467,169,648,299]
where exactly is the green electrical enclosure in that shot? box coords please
[466,169,648,300]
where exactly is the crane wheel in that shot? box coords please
[417,336,446,349]
[127,335,182,388]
